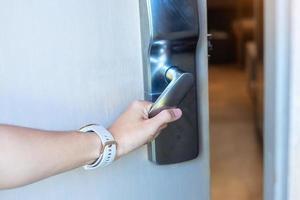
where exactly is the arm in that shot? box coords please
[0,101,182,189]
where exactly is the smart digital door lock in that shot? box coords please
[139,0,200,164]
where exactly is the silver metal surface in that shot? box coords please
[139,0,200,164]
[148,67,194,118]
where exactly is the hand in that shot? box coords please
[108,100,182,158]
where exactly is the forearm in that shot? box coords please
[0,101,181,189]
[0,125,101,189]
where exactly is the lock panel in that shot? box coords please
[139,0,200,164]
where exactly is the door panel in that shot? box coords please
[0,1,209,199]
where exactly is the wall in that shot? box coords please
[264,0,300,199]
[264,0,290,199]
[288,0,300,198]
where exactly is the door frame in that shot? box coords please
[263,0,298,199]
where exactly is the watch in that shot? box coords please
[79,124,117,170]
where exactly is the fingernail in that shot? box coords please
[173,108,182,119]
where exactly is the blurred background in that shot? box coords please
[207,0,264,199]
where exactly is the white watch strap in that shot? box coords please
[79,124,117,170]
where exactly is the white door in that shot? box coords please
[0,1,210,199]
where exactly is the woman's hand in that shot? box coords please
[108,100,182,158]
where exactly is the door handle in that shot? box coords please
[148,66,194,118]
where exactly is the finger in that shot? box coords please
[145,102,153,112]
[129,100,152,109]
[157,124,168,132]
[149,108,182,128]
[139,101,153,119]
[128,100,152,118]
[145,124,168,144]
[138,100,153,108]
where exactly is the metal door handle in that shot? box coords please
[148,66,194,118]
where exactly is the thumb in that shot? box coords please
[149,108,182,129]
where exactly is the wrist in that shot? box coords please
[107,127,125,159]
[79,125,117,169]
[79,131,102,165]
